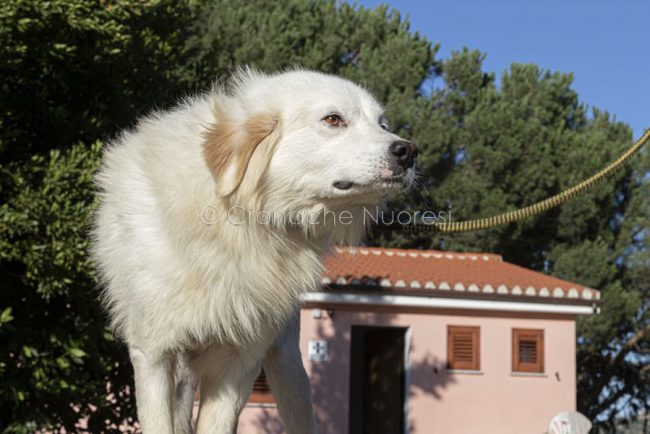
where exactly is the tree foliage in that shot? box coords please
[0,0,197,166]
[0,0,647,432]
[375,49,650,426]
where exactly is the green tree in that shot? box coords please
[0,0,647,432]
[373,49,649,429]
[0,0,197,431]
[0,0,197,165]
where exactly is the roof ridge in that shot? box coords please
[320,275,599,301]
[334,246,503,261]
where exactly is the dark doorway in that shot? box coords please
[349,326,407,434]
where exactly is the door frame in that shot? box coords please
[348,325,411,434]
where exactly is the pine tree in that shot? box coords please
[374,49,650,426]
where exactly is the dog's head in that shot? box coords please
[203,69,417,240]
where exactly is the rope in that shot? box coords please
[389,128,650,234]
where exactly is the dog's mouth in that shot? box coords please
[333,175,407,192]
[333,180,354,190]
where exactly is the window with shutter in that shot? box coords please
[447,326,480,371]
[512,329,544,373]
[248,368,275,404]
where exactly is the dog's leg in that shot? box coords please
[263,314,318,434]
[194,357,261,434]
[130,347,175,434]
[173,352,198,434]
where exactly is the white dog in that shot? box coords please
[91,68,417,434]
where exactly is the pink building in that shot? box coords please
[238,247,600,434]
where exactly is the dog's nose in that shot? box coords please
[389,140,418,169]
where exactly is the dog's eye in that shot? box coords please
[379,116,390,131]
[323,114,345,127]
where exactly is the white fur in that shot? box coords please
[91,68,414,434]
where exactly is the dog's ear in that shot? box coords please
[203,109,281,197]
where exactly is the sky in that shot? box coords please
[358,0,649,138]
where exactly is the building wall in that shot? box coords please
[237,304,577,434]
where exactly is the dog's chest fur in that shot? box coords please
[177,226,326,348]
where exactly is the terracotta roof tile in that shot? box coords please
[322,247,600,303]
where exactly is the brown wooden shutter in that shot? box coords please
[447,326,480,371]
[512,329,544,373]
[249,368,275,404]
